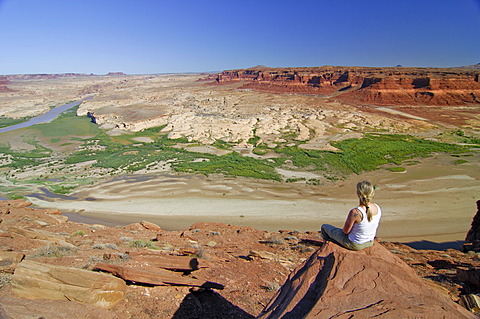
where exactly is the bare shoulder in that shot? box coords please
[370,203,380,215]
[350,208,363,221]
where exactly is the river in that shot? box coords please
[0,98,90,134]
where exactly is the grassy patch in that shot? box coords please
[32,106,100,138]
[453,159,468,165]
[0,117,26,129]
[438,130,480,145]
[212,139,234,150]
[273,134,469,177]
[174,151,281,180]
[330,134,468,174]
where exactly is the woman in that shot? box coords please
[321,180,381,251]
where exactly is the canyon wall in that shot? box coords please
[215,66,480,106]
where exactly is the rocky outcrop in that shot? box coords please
[462,200,480,252]
[257,241,474,318]
[0,296,120,319]
[12,260,126,309]
[0,76,12,92]
[0,252,24,273]
[215,66,480,106]
[2,199,479,317]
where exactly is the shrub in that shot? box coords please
[129,239,158,249]
[72,230,85,236]
[32,245,75,258]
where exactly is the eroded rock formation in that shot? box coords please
[215,66,480,106]
[462,200,480,253]
[0,76,12,92]
[258,241,475,318]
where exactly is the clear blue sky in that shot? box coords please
[1,0,479,75]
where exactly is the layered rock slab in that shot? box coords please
[257,241,474,318]
[11,260,126,309]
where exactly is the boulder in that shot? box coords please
[0,252,24,273]
[8,226,76,248]
[140,220,162,231]
[462,200,480,252]
[0,199,32,208]
[257,242,475,318]
[11,260,126,309]
[94,262,223,289]
[45,209,69,224]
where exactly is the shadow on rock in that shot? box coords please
[404,240,464,251]
[172,289,254,319]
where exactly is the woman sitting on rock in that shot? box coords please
[321,180,381,250]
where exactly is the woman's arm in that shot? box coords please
[342,208,362,234]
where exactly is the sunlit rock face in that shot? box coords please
[216,66,480,106]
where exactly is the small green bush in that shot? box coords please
[129,239,159,249]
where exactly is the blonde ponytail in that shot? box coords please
[357,181,375,222]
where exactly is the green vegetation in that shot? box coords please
[273,134,469,176]
[129,239,159,249]
[453,159,468,165]
[212,139,234,150]
[438,129,480,145]
[0,117,26,129]
[329,134,468,174]
[175,151,281,180]
[32,106,99,138]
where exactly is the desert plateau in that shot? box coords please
[0,66,480,317]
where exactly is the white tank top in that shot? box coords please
[348,204,381,244]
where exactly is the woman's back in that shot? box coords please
[348,203,381,244]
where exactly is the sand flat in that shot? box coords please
[27,153,479,243]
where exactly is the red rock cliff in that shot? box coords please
[214,66,480,106]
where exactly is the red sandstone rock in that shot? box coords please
[140,220,162,231]
[12,260,126,309]
[463,200,480,252]
[214,66,480,106]
[0,252,24,273]
[0,296,119,319]
[94,262,224,289]
[0,199,32,208]
[257,241,475,318]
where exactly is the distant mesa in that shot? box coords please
[213,65,480,106]
[4,73,91,80]
[461,63,480,70]
[106,72,127,76]
[1,72,126,81]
